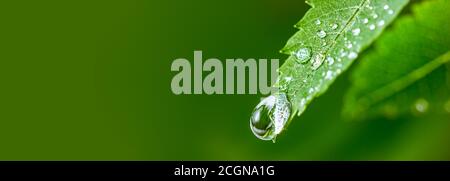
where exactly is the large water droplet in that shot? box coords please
[388,9,394,15]
[317,30,327,38]
[378,20,385,27]
[294,47,311,63]
[384,5,390,10]
[369,24,376,30]
[325,70,333,80]
[250,93,291,141]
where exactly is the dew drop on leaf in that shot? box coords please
[369,24,376,30]
[388,9,394,15]
[294,47,311,63]
[352,28,361,36]
[326,56,334,65]
[378,20,385,26]
[348,52,358,59]
[384,5,390,10]
[363,18,369,24]
[311,53,325,70]
[325,71,333,80]
[372,14,379,19]
[315,19,321,25]
[250,93,291,142]
[317,30,327,38]
[330,23,338,30]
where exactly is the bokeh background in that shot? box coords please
[1,0,449,160]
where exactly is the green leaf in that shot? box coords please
[276,0,409,118]
[343,0,450,120]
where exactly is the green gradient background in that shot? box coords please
[1,0,449,160]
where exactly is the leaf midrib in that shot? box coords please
[357,50,450,108]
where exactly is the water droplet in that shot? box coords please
[384,5,390,10]
[369,24,376,30]
[315,19,321,25]
[294,48,311,63]
[346,42,353,49]
[308,88,314,94]
[325,71,333,80]
[326,57,334,65]
[414,98,429,113]
[311,54,325,70]
[363,18,369,24]
[388,9,394,15]
[284,76,292,82]
[352,28,361,36]
[317,30,327,38]
[378,20,385,26]
[336,69,342,74]
[372,14,378,19]
[348,52,358,59]
[330,23,338,30]
[250,93,291,141]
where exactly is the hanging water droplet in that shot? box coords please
[388,9,394,15]
[384,5,390,10]
[378,20,385,26]
[315,19,321,25]
[250,93,291,141]
[311,53,325,70]
[348,52,358,59]
[352,28,361,36]
[294,47,311,63]
[414,98,429,113]
[317,30,327,38]
[363,18,369,24]
[330,23,338,30]
[369,24,376,30]
[326,56,334,65]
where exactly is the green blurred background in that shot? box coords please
[1,0,449,160]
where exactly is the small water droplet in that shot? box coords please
[369,24,376,30]
[336,69,342,74]
[384,5,390,10]
[372,14,378,19]
[317,30,327,38]
[346,42,353,49]
[326,57,334,65]
[363,18,369,24]
[250,93,291,141]
[308,88,314,94]
[378,20,385,26]
[414,98,429,113]
[325,71,333,80]
[311,54,325,70]
[284,76,292,82]
[315,19,321,25]
[294,47,311,63]
[388,9,394,15]
[348,52,358,59]
[330,23,338,30]
[352,28,361,36]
